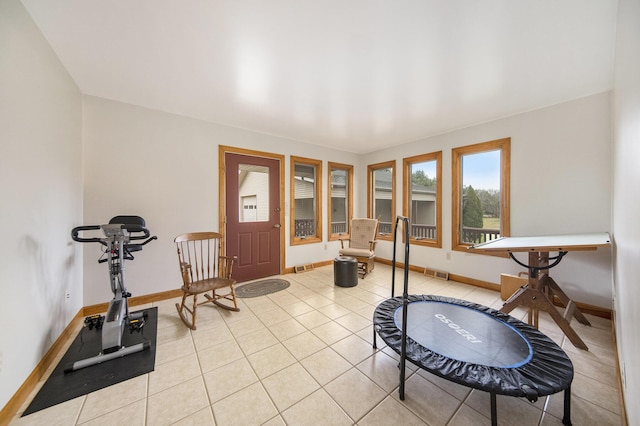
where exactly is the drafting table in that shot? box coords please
[470,233,611,350]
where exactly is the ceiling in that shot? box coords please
[21,1,618,154]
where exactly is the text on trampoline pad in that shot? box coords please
[434,313,482,343]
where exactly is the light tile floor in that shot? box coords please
[12,264,623,425]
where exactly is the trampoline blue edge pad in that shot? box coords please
[374,295,573,398]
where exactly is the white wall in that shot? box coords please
[0,0,83,411]
[82,92,613,309]
[364,93,613,308]
[81,96,361,306]
[612,0,640,423]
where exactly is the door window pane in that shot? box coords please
[238,164,269,223]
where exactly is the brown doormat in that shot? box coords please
[235,279,290,298]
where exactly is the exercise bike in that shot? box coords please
[66,215,157,373]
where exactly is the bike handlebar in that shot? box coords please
[71,223,155,245]
[71,225,103,243]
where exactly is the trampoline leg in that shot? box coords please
[562,385,572,426]
[398,360,406,400]
[490,393,497,426]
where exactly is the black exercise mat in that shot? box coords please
[22,307,157,416]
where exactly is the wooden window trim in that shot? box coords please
[368,160,396,241]
[451,138,510,256]
[402,151,442,248]
[328,162,353,241]
[290,156,323,245]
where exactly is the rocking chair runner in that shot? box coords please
[174,232,239,330]
[338,217,380,278]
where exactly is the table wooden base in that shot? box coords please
[500,252,591,350]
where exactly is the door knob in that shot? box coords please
[274,224,281,228]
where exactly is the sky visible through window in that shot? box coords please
[462,150,500,191]
[412,150,499,191]
[412,161,436,182]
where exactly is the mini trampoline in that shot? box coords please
[373,217,573,426]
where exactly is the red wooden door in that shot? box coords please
[225,153,281,282]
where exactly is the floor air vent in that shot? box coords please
[424,267,449,280]
[294,264,314,273]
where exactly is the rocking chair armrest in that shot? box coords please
[218,255,237,279]
[338,234,351,249]
[219,255,236,261]
[368,240,378,250]
[179,262,192,285]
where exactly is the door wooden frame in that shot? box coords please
[218,145,285,276]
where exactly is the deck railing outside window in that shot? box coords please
[375,221,500,244]
[316,219,500,243]
[330,221,347,234]
[461,226,501,244]
[294,219,316,238]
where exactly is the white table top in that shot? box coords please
[469,232,611,253]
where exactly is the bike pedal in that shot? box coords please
[128,318,145,333]
[84,314,105,330]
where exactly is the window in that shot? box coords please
[368,160,396,240]
[238,164,269,223]
[328,162,353,240]
[452,138,510,252]
[290,156,322,244]
[403,152,442,248]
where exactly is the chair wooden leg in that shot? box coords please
[175,293,197,330]
[193,293,199,328]
[205,287,240,312]
[359,264,367,278]
[229,285,239,311]
[357,258,374,278]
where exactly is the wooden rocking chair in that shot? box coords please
[174,232,238,330]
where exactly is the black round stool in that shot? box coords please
[334,256,358,287]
